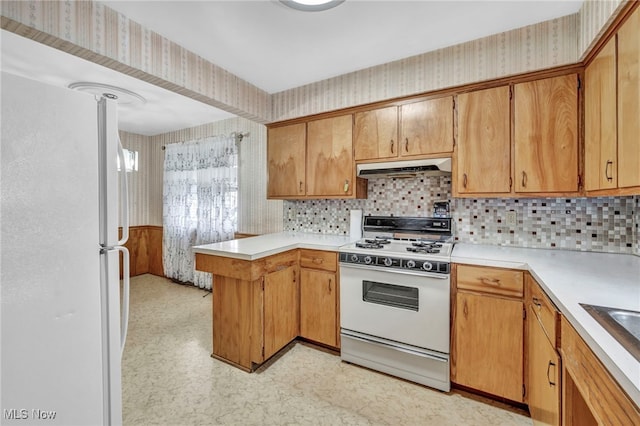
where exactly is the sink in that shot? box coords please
[581,304,640,363]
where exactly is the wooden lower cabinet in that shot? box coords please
[560,315,640,425]
[453,291,524,402]
[526,274,561,425]
[196,250,299,371]
[264,265,299,359]
[300,268,338,348]
[299,249,339,348]
[527,304,561,425]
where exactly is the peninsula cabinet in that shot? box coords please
[455,85,511,195]
[195,250,299,371]
[514,74,579,194]
[526,275,561,426]
[353,96,454,162]
[560,315,640,425]
[585,6,640,194]
[299,249,339,349]
[452,264,525,402]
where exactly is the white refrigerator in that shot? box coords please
[1,72,130,425]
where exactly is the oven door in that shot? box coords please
[340,263,450,354]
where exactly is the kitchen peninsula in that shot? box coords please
[194,232,356,371]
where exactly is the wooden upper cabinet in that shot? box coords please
[456,86,511,195]
[585,38,617,191]
[617,6,640,189]
[400,97,454,157]
[514,74,579,193]
[306,114,355,197]
[267,123,306,198]
[353,106,398,161]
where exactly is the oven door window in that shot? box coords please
[362,280,419,311]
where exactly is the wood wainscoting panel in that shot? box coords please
[120,226,164,278]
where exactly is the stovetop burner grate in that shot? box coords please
[406,247,442,254]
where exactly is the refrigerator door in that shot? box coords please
[1,72,121,425]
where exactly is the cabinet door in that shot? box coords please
[514,74,579,193]
[456,86,511,194]
[400,97,454,157]
[585,38,617,191]
[300,268,337,347]
[528,309,561,426]
[454,292,524,402]
[306,115,355,197]
[267,123,306,198]
[354,106,398,161]
[617,7,640,188]
[263,265,299,360]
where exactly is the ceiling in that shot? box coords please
[1,0,584,136]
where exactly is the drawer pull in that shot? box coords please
[480,277,501,286]
[532,297,542,308]
[312,258,324,264]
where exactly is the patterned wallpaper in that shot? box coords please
[0,1,271,123]
[283,174,639,256]
[148,117,284,235]
[1,1,628,126]
[119,131,151,226]
[579,0,627,59]
[271,15,580,120]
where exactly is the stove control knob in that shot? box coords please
[406,260,416,269]
[364,256,373,264]
[383,257,393,267]
[350,254,359,263]
[422,261,433,271]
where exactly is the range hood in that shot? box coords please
[357,158,452,178]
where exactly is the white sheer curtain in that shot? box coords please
[163,135,238,289]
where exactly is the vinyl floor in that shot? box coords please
[122,274,532,425]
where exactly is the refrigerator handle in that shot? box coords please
[115,245,130,357]
[116,137,130,246]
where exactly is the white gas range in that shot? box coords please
[339,216,453,392]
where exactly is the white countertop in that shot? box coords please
[194,233,640,404]
[452,243,640,406]
[193,232,358,260]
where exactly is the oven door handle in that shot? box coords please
[339,262,449,279]
[341,330,448,363]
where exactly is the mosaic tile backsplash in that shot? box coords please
[283,174,639,255]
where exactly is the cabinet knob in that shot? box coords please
[344,180,350,193]
[521,171,527,188]
[390,139,394,154]
[405,138,409,152]
[328,278,332,292]
[463,173,468,189]
[299,181,304,192]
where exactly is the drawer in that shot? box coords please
[299,249,337,272]
[456,264,524,298]
[527,274,559,346]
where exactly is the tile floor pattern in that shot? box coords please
[123,274,532,426]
